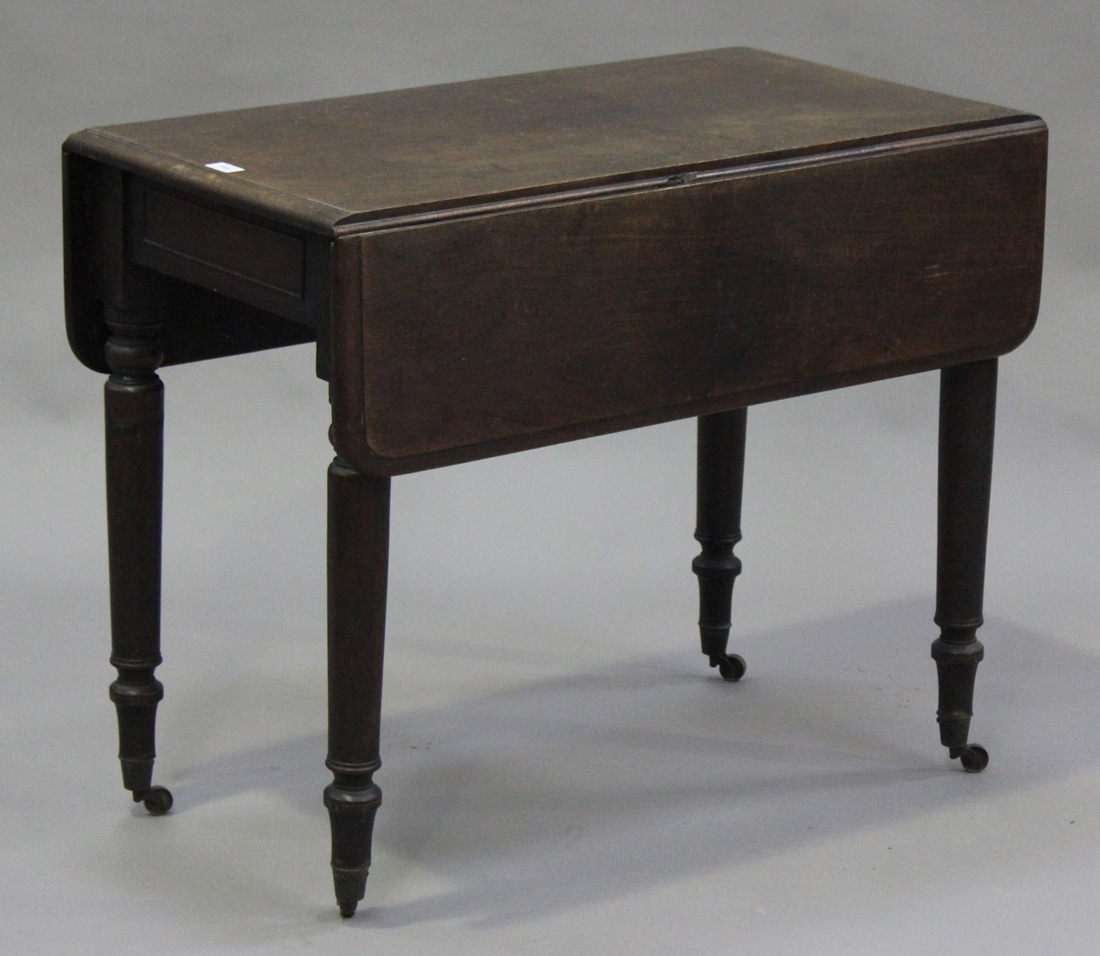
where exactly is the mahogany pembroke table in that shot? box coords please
[63,48,1046,916]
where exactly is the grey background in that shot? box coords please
[2,3,1098,953]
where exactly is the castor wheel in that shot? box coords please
[710,653,746,682]
[134,785,174,815]
[949,744,989,774]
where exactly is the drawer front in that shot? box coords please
[342,127,1045,466]
[128,182,307,320]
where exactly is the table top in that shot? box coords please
[65,47,1034,236]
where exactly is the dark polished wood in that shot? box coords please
[91,161,174,816]
[104,305,173,817]
[345,129,1041,465]
[325,459,389,917]
[693,409,748,681]
[932,358,998,773]
[62,47,1046,915]
[64,47,1046,478]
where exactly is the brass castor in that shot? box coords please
[134,785,174,815]
[949,744,989,773]
[710,653,746,682]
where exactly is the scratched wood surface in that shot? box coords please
[65,47,1030,234]
[331,125,1045,470]
[344,131,1042,461]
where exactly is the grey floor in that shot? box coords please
[3,4,1100,954]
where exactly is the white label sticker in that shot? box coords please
[205,161,244,173]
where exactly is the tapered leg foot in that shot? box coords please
[325,779,382,917]
[693,409,747,681]
[931,637,988,773]
[110,669,173,811]
[933,359,997,773]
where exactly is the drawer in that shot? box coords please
[128,182,307,321]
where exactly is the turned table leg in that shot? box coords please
[324,457,389,917]
[103,306,173,815]
[693,408,748,681]
[932,358,998,773]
